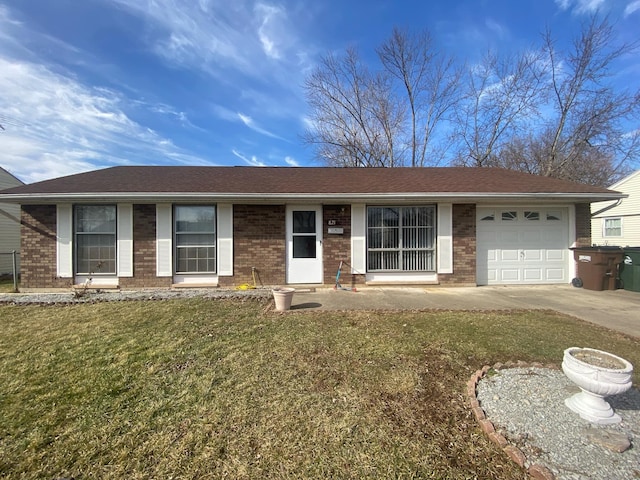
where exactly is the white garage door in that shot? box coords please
[476,207,570,285]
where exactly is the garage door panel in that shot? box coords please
[477,207,569,285]
[478,231,497,243]
[523,269,543,281]
[501,249,519,261]
[523,249,542,261]
[498,231,519,242]
[485,249,498,262]
[522,230,542,242]
[500,269,521,282]
[486,269,497,282]
[546,268,565,281]
[546,249,565,261]
[544,230,564,242]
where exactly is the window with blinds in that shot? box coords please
[74,205,117,275]
[367,206,435,272]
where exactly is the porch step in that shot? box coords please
[72,284,120,291]
[171,283,219,289]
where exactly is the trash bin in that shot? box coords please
[619,247,640,292]
[572,247,624,291]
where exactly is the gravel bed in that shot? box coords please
[477,367,640,479]
[0,288,273,304]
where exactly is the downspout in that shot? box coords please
[591,199,622,218]
[0,207,21,223]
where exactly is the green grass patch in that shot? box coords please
[1,299,638,479]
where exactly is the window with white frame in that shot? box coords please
[603,217,622,237]
[367,206,435,271]
[174,205,216,273]
[74,205,117,275]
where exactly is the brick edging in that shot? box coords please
[467,362,559,480]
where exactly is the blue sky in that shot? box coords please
[0,0,639,183]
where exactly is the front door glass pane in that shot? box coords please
[293,211,315,233]
[293,236,316,258]
[292,210,317,258]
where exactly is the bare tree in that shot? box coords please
[453,48,546,167]
[303,28,459,167]
[304,19,639,182]
[377,27,461,166]
[498,128,620,186]
[303,47,405,167]
[536,15,640,184]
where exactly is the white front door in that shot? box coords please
[286,205,323,284]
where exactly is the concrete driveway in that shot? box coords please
[290,285,640,339]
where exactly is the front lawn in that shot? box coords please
[1,299,638,479]
[0,277,17,293]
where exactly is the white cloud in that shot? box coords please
[255,3,287,60]
[284,156,299,166]
[485,18,508,40]
[0,54,212,183]
[231,149,266,166]
[237,112,285,140]
[106,0,308,79]
[211,104,240,122]
[624,0,640,16]
[555,0,606,14]
[108,0,251,74]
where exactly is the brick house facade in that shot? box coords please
[4,167,622,291]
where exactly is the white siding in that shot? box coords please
[0,169,23,274]
[217,204,233,276]
[591,170,640,246]
[156,204,173,277]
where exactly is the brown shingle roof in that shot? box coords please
[0,166,619,197]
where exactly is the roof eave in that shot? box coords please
[0,191,626,204]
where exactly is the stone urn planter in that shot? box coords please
[562,347,633,425]
[272,287,295,311]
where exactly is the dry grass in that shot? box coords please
[0,277,17,293]
[1,298,638,479]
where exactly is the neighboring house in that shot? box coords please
[0,166,623,291]
[591,170,640,247]
[0,166,24,275]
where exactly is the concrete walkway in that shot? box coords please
[290,285,640,339]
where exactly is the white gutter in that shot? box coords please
[591,198,623,217]
[0,191,628,203]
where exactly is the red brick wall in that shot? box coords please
[120,204,172,289]
[438,204,477,286]
[322,205,363,287]
[574,203,591,247]
[20,205,69,289]
[19,201,485,289]
[219,204,286,287]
